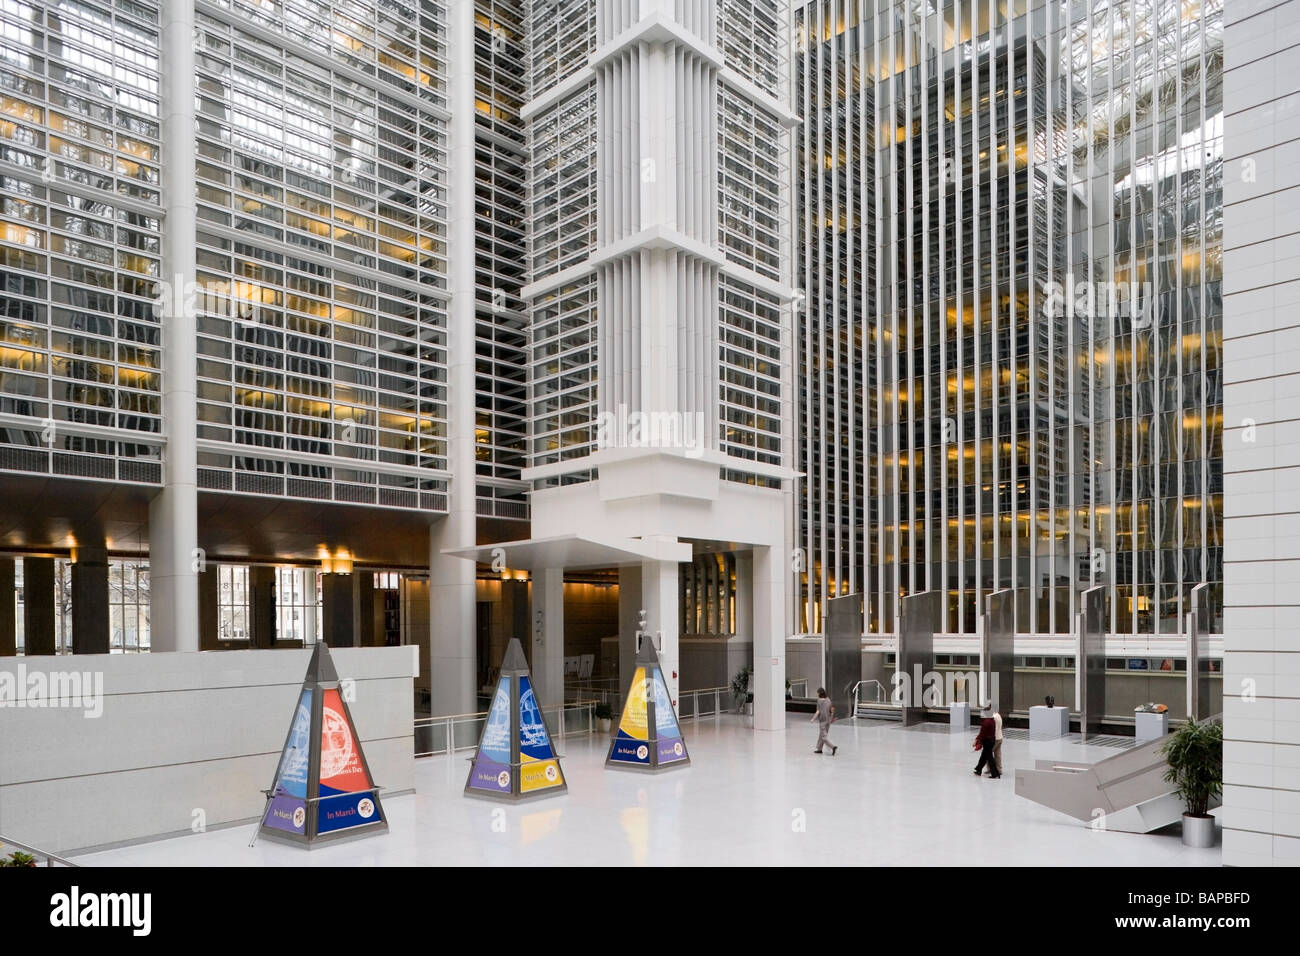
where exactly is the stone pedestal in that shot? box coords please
[1029,704,1070,739]
[1135,711,1170,742]
[950,701,971,730]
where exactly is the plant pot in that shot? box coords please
[597,717,611,734]
[1181,813,1216,848]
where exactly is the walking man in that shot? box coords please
[812,687,838,755]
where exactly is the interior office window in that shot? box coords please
[109,560,150,652]
[275,567,318,644]
[218,565,250,641]
[14,559,24,654]
[375,572,400,646]
[54,559,73,654]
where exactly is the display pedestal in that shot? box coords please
[1029,705,1070,739]
[950,701,970,730]
[1134,711,1169,742]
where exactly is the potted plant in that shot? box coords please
[0,849,36,867]
[1160,718,1222,847]
[594,700,614,734]
[731,665,753,715]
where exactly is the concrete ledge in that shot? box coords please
[0,647,416,854]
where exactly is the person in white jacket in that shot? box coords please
[992,707,1004,775]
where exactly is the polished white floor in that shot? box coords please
[75,714,1222,866]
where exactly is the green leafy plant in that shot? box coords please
[731,665,752,705]
[1160,718,1223,818]
[0,850,37,867]
[594,701,613,721]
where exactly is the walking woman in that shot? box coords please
[812,687,838,755]
[973,707,1001,778]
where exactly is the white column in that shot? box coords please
[752,544,787,731]
[1221,0,1300,866]
[642,554,680,706]
[735,552,753,641]
[722,555,733,634]
[428,0,476,716]
[531,567,565,706]
[302,568,317,644]
[618,564,642,688]
[149,1,198,652]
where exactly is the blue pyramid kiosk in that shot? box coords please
[606,635,690,772]
[464,638,568,801]
[257,641,388,847]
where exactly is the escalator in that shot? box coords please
[1014,715,1221,832]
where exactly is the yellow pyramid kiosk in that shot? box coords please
[606,635,690,772]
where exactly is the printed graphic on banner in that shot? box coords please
[609,737,651,764]
[316,687,381,833]
[319,688,372,793]
[652,667,680,738]
[468,677,513,793]
[519,758,563,792]
[518,677,555,760]
[609,666,651,764]
[517,676,564,791]
[263,688,313,833]
[317,791,382,834]
[652,667,687,764]
[615,666,649,740]
[480,678,511,762]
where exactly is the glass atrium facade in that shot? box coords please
[525,0,791,481]
[0,0,453,510]
[795,0,1224,638]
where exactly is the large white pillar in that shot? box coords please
[149,1,198,652]
[642,555,680,706]
[428,0,477,716]
[530,567,565,707]
[1221,0,1300,866]
[617,564,642,687]
[735,552,753,641]
[752,544,787,731]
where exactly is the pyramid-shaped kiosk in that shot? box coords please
[258,641,388,847]
[464,638,568,801]
[606,636,690,772]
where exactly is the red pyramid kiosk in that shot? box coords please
[258,641,388,847]
[464,638,567,801]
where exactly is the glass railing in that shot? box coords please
[0,835,79,867]
[415,684,736,757]
[675,685,732,719]
[414,700,596,758]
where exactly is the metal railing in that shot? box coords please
[415,700,596,758]
[676,685,732,718]
[564,678,622,706]
[417,683,741,756]
[0,835,79,867]
[851,679,895,719]
[788,677,811,698]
